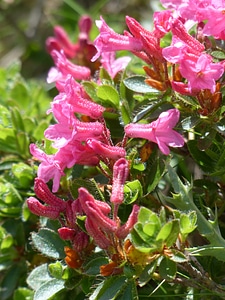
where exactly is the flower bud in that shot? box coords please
[27,197,61,219]
[116,204,140,239]
[34,178,66,211]
[110,158,129,204]
[87,139,126,160]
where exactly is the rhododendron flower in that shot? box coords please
[92,16,143,61]
[125,109,184,155]
[179,53,224,93]
[49,50,91,81]
[202,6,225,39]
[30,144,65,192]
[100,52,131,78]
[153,10,173,38]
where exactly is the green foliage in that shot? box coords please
[3,1,225,299]
[0,62,52,299]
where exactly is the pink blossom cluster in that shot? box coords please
[30,14,185,193]
[27,159,139,252]
[92,3,225,95]
[28,11,190,256]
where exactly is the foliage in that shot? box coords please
[2,1,225,300]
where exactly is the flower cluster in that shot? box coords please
[27,0,225,274]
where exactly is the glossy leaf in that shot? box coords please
[33,279,65,300]
[96,85,120,108]
[159,257,177,280]
[31,228,67,259]
[123,75,159,94]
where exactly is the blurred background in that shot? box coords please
[0,0,158,79]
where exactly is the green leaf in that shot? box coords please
[123,76,159,94]
[169,249,187,263]
[10,107,25,132]
[120,99,132,125]
[82,81,101,103]
[156,220,175,243]
[138,260,158,287]
[11,162,34,189]
[180,213,197,235]
[166,165,225,260]
[146,155,166,193]
[84,256,108,275]
[124,180,143,204]
[13,288,34,300]
[33,279,65,300]
[187,140,216,172]
[10,81,30,109]
[0,105,12,127]
[1,234,13,250]
[188,245,225,262]
[31,228,67,259]
[96,85,120,108]
[33,120,49,140]
[181,115,200,131]
[89,276,129,300]
[165,220,180,247]
[0,126,17,153]
[0,180,22,205]
[159,257,177,280]
[0,262,26,300]
[27,263,52,291]
[211,50,225,59]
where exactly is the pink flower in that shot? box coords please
[65,76,105,119]
[153,11,173,38]
[92,16,143,61]
[125,16,164,62]
[170,19,205,55]
[100,52,131,78]
[125,109,184,155]
[203,6,225,39]
[179,53,224,93]
[44,118,104,149]
[50,50,91,81]
[46,25,77,59]
[30,144,65,192]
[162,36,189,63]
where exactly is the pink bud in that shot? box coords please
[58,227,76,240]
[116,204,140,239]
[110,158,129,204]
[87,139,126,160]
[65,200,75,227]
[27,197,61,219]
[66,76,105,119]
[85,218,112,249]
[74,119,104,140]
[86,201,117,232]
[71,198,83,216]
[94,200,111,215]
[34,178,66,211]
[171,19,204,55]
[51,50,91,80]
[79,15,92,37]
[73,231,89,252]
[53,26,77,58]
